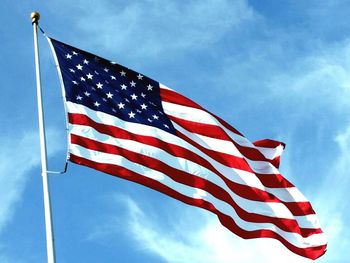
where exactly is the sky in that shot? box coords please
[1,0,350,262]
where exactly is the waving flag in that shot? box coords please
[48,37,327,260]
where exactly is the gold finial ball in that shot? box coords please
[30,12,40,23]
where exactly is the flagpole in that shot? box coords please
[31,12,57,263]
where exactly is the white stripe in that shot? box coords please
[66,102,311,204]
[255,145,284,160]
[173,122,312,220]
[163,102,280,174]
[70,144,327,249]
[70,124,318,228]
[160,97,319,230]
[160,99,310,203]
[172,122,243,157]
[161,97,252,147]
[162,101,220,126]
[159,83,172,90]
[268,187,308,203]
[162,98,286,165]
[172,122,280,175]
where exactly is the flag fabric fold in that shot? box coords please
[253,139,285,168]
[48,37,327,260]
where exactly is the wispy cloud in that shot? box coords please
[314,125,350,263]
[0,127,64,263]
[0,128,62,233]
[54,0,255,63]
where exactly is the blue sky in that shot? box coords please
[1,0,350,262]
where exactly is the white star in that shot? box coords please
[76,64,83,70]
[130,81,136,87]
[120,70,126,76]
[84,91,90,97]
[72,80,78,85]
[104,68,109,72]
[94,70,99,75]
[147,118,153,123]
[164,124,169,129]
[69,68,75,73]
[96,82,103,89]
[128,111,136,118]
[136,109,142,113]
[106,92,113,99]
[83,59,89,64]
[72,51,78,55]
[140,103,148,110]
[94,101,100,107]
[76,95,83,100]
[80,77,86,82]
[141,93,146,98]
[152,114,159,120]
[137,74,143,80]
[66,54,72,59]
[131,94,138,100]
[110,75,116,80]
[147,84,153,91]
[118,102,125,109]
[120,84,127,90]
[86,73,93,79]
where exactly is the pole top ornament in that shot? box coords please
[31,12,40,24]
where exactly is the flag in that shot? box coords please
[48,37,327,260]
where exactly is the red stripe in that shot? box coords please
[69,153,327,260]
[253,139,286,149]
[271,156,282,169]
[170,115,279,164]
[253,139,285,168]
[171,117,294,187]
[175,129,295,189]
[175,130,255,172]
[71,134,321,237]
[69,113,315,216]
[161,90,294,186]
[170,116,294,188]
[169,114,234,141]
[160,88,243,136]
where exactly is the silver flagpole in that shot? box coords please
[31,12,57,263]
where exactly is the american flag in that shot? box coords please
[48,38,327,260]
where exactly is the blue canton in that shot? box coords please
[50,38,176,134]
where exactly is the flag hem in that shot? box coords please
[46,36,71,162]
